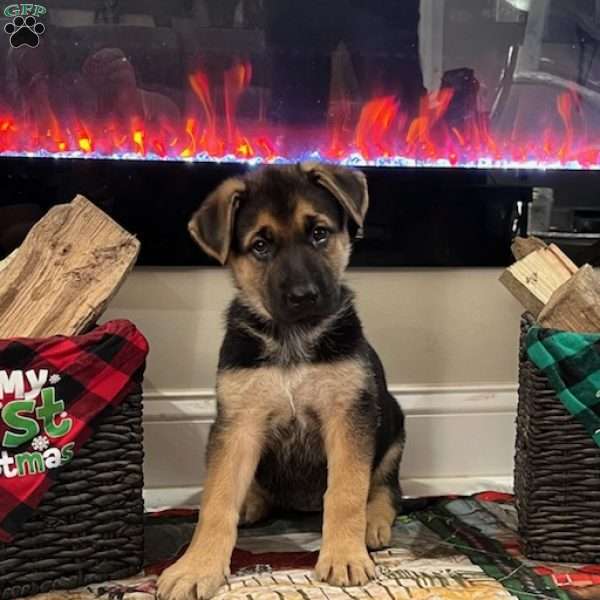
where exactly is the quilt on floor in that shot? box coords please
[18,492,600,600]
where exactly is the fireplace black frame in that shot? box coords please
[2,156,597,268]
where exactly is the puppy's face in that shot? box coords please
[189,163,369,325]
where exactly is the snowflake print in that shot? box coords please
[49,374,61,385]
[31,435,50,452]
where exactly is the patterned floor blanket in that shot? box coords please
[20,492,600,600]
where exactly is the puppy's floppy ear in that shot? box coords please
[188,177,246,265]
[299,161,369,227]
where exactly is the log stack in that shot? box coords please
[0,195,139,338]
[500,236,600,332]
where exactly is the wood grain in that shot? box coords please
[539,264,600,333]
[511,236,548,260]
[0,249,17,275]
[499,244,578,317]
[0,195,139,338]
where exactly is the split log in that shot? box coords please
[538,264,600,333]
[0,249,17,274]
[511,236,548,260]
[0,195,140,338]
[499,244,578,317]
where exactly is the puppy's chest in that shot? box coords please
[261,367,326,426]
[253,369,329,511]
[218,360,366,426]
[219,361,366,511]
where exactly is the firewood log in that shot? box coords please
[538,264,600,333]
[0,195,139,338]
[511,236,548,260]
[499,244,578,317]
[0,249,17,274]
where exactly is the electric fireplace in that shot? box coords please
[0,0,599,266]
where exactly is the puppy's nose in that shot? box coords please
[286,284,319,308]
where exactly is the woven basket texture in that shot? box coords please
[516,314,600,562]
[0,391,144,600]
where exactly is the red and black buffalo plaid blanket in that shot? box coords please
[0,320,149,542]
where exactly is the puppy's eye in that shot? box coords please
[312,227,329,244]
[251,238,270,258]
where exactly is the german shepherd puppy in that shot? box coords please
[157,162,405,600]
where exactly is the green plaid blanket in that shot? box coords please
[527,326,600,447]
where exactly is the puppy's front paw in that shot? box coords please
[157,555,228,600]
[315,546,376,587]
[239,489,270,525]
[366,515,392,550]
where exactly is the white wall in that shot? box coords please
[104,268,523,507]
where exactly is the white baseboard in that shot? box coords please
[141,384,517,509]
[143,476,514,511]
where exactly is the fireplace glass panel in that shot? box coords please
[1,1,600,267]
[0,0,599,169]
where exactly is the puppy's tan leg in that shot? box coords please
[157,417,264,600]
[315,414,375,587]
[366,441,402,549]
[366,486,396,550]
[239,479,272,525]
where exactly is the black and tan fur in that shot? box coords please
[157,162,405,600]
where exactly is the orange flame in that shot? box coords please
[75,119,93,153]
[78,137,92,153]
[0,58,594,167]
[180,117,198,158]
[406,88,453,158]
[153,139,166,157]
[224,61,253,153]
[188,70,218,154]
[557,90,580,162]
[132,128,145,155]
[256,136,276,161]
[354,97,398,159]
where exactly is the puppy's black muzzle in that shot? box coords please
[286,284,320,310]
[268,248,337,324]
[278,280,326,323]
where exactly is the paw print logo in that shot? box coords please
[4,15,45,48]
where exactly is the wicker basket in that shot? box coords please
[515,314,600,563]
[0,390,144,600]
